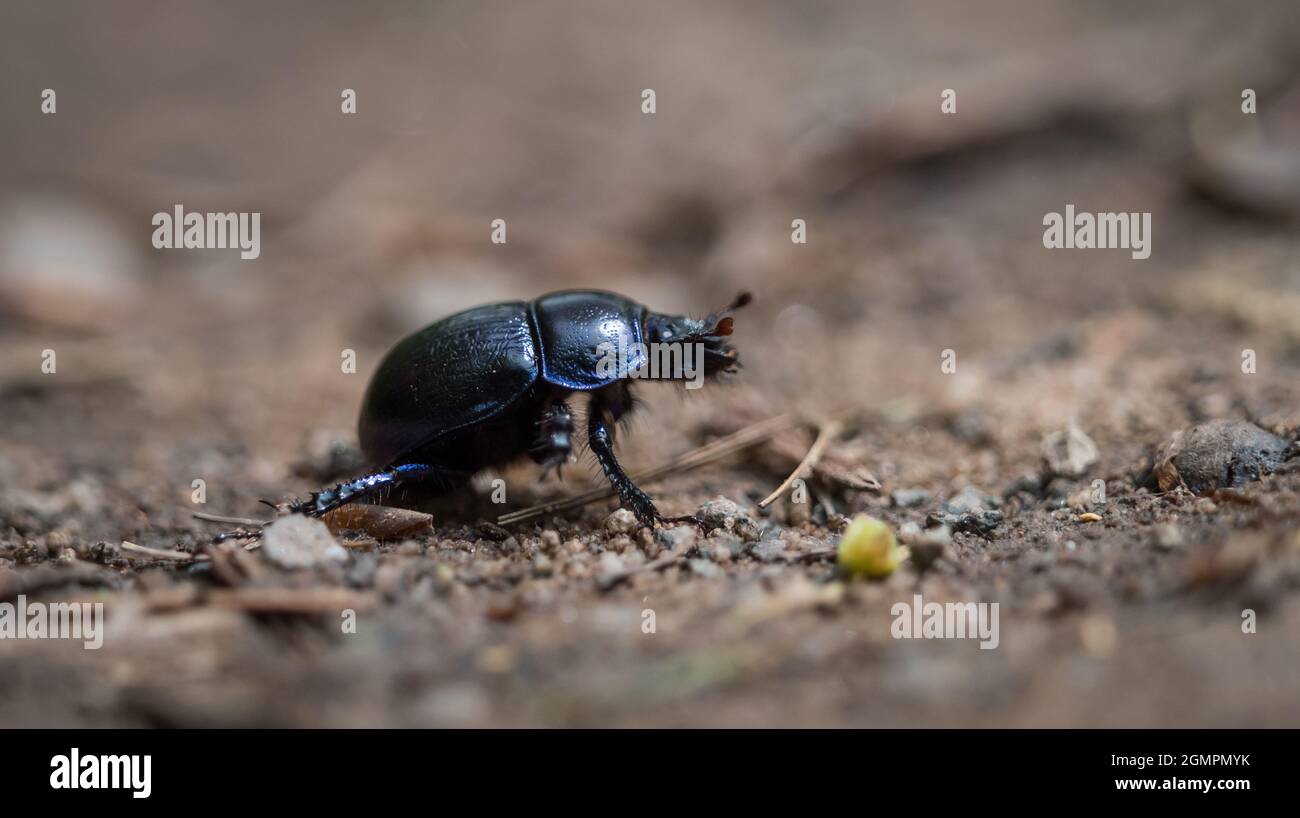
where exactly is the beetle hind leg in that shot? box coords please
[288,462,457,518]
[209,463,458,543]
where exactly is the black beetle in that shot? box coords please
[230,289,749,537]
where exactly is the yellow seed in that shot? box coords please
[1078,512,1103,523]
[836,514,903,579]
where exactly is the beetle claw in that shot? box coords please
[657,513,705,530]
[210,526,265,544]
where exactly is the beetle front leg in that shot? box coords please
[587,410,662,527]
[586,389,703,529]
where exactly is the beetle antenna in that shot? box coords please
[724,291,753,313]
[689,291,752,340]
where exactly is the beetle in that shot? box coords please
[220,289,750,540]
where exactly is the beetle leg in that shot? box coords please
[587,398,667,527]
[208,463,464,543]
[287,462,450,518]
[529,400,574,481]
[209,527,266,544]
[589,416,658,526]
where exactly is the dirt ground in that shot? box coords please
[3,1,1300,727]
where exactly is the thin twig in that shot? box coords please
[120,540,205,562]
[206,587,376,614]
[496,413,798,525]
[193,511,268,526]
[758,418,842,508]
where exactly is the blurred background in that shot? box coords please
[2,1,1299,726]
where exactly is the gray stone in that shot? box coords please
[1041,423,1099,478]
[262,515,348,568]
[1154,420,1293,494]
[605,508,639,535]
[891,488,931,508]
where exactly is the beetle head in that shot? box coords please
[645,291,751,377]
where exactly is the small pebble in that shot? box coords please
[903,525,951,571]
[87,541,120,565]
[595,552,627,589]
[1153,523,1183,550]
[687,559,723,578]
[1154,420,1291,494]
[1041,423,1099,478]
[696,496,762,539]
[732,516,763,542]
[944,486,1000,515]
[709,532,746,559]
[531,553,553,576]
[605,508,639,535]
[262,515,349,569]
[397,540,424,556]
[697,496,744,528]
[749,540,789,563]
[656,525,697,553]
[891,488,931,508]
[476,521,512,541]
[928,507,1003,537]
